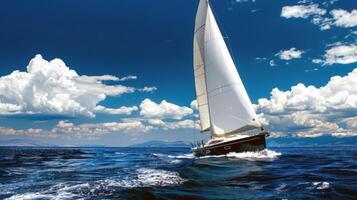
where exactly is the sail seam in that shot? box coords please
[194,24,206,33]
[207,82,244,94]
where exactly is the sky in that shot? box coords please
[0,0,356,146]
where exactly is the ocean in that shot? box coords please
[0,146,356,200]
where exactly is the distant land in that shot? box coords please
[129,140,190,148]
[0,139,53,147]
[267,136,357,147]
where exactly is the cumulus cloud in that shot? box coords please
[52,120,153,138]
[0,127,54,138]
[0,117,200,139]
[190,100,198,110]
[0,55,139,117]
[0,119,154,139]
[139,99,193,120]
[257,68,357,137]
[315,44,357,65]
[94,105,138,115]
[147,119,200,130]
[276,48,304,60]
[311,16,333,30]
[281,4,326,19]
[331,9,357,28]
[281,4,357,30]
[346,117,357,129]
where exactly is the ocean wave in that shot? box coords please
[149,153,165,158]
[168,159,182,164]
[59,168,186,190]
[4,169,186,200]
[120,168,186,188]
[312,182,330,190]
[4,190,76,200]
[201,149,282,161]
[168,153,195,159]
[5,192,54,200]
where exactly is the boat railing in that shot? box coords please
[190,140,206,149]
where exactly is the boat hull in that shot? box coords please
[193,133,267,157]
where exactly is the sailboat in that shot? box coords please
[192,0,270,157]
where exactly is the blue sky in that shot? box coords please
[0,0,356,146]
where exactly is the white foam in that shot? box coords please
[58,169,186,189]
[168,159,182,164]
[149,153,164,158]
[4,191,75,200]
[120,168,186,187]
[5,192,51,200]
[201,149,281,161]
[313,182,330,190]
[276,183,287,193]
[168,153,195,159]
[4,168,185,199]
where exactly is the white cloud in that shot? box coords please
[257,68,357,137]
[304,68,319,72]
[76,75,137,82]
[138,86,157,92]
[312,59,323,64]
[147,119,199,130]
[319,44,357,65]
[281,5,356,30]
[162,120,200,130]
[94,105,138,115]
[311,16,333,30]
[147,119,166,126]
[269,60,277,66]
[276,48,304,60]
[331,9,357,28]
[0,127,54,138]
[281,4,326,19]
[0,55,137,117]
[118,75,137,81]
[346,117,357,129]
[0,127,20,136]
[190,100,198,110]
[52,120,153,138]
[139,99,193,120]
[0,117,200,139]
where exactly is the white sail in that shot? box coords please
[193,0,210,132]
[203,1,261,138]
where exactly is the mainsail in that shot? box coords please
[193,0,261,138]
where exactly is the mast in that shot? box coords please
[194,0,261,138]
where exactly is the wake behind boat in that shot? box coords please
[192,0,270,157]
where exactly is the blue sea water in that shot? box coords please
[0,146,356,200]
